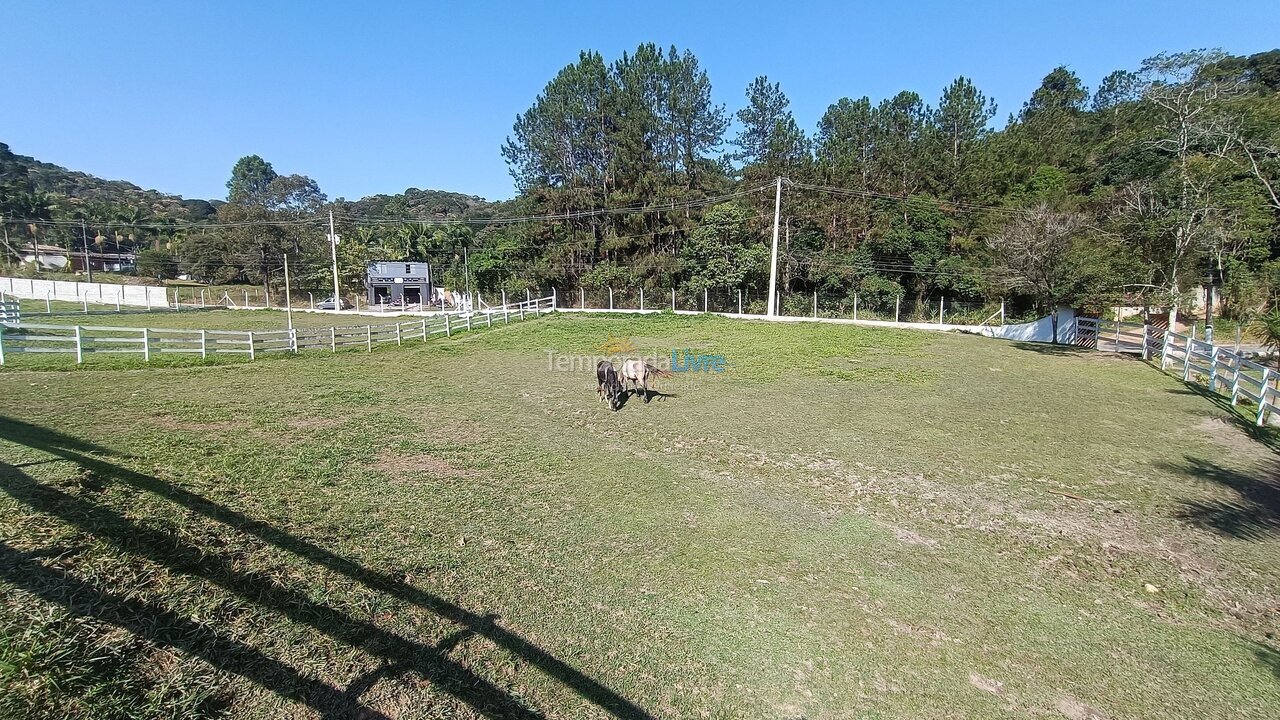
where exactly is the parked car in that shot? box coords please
[316,297,350,310]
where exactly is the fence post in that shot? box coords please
[1141,325,1150,360]
[1258,368,1272,426]
[248,332,256,360]
[938,297,944,326]
[737,289,742,315]
[504,307,509,324]
[46,292,52,313]
[309,293,314,310]
[366,325,372,352]
[201,289,206,308]
[812,291,817,319]
[330,327,336,353]
[1114,318,1121,354]
[421,318,427,341]
[640,287,644,311]
[142,328,150,362]
[74,325,83,364]
[704,288,709,313]
[200,329,207,359]
[895,296,901,323]
[609,287,614,310]
[82,296,88,313]
[0,326,5,365]
[396,323,402,346]
[243,290,249,308]
[1230,354,1242,405]
[115,295,121,312]
[1209,346,1220,392]
[1183,338,1194,381]
[535,300,540,317]
[854,293,859,321]
[486,312,492,328]
[552,288,557,310]
[580,288,585,309]
[466,314,472,331]
[671,288,675,312]
[526,289,531,304]
[1000,300,1005,325]
[1160,330,1172,369]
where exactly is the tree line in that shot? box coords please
[2,45,1278,324]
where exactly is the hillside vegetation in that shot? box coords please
[2,47,1279,325]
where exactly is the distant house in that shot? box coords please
[366,261,432,306]
[71,249,137,273]
[18,243,70,270]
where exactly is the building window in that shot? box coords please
[405,263,412,274]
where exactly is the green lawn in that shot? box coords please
[1,313,1277,719]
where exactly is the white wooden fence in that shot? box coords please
[0,296,18,326]
[0,296,553,365]
[1075,317,1278,426]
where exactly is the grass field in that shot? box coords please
[1,313,1278,719]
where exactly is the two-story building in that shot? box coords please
[366,261,432,307]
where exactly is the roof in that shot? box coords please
[23,243,68,254]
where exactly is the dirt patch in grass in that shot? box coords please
[374,451,475,478]
[968,672,1004,695]
[1196,416,1267,456]
[892,526,938,547]
[1057,695,1110,719]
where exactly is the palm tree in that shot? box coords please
[1251,308,1280,371]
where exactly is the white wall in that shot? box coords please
[558,305,1076,343]
[0,276,170,308]
[969,307,1076,343]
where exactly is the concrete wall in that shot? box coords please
[557,305,1076,344]
[969,307,1076,343]
[0,276,170,308]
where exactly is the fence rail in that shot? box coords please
[1075,317,1278,426]
[0,296,553,365]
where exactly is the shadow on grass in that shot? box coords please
[1163,382,1280,453]
[1255,643,1280,681]
[0,417,654,720]
[628,389,679,406]
[1156,454,1280,541]
[1008,341,1112,357]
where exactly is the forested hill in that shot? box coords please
[0,142,220,222]
[0,141,503,231]
[3,45,1280,327]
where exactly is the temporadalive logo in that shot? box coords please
[669,348,727,372]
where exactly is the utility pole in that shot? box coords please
[81,220,93,282]
[766,177,782,317]
[328,210,341,312]
[283,253,294,332]
[463,246,472,310]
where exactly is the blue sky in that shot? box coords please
[5,1,1277,203]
